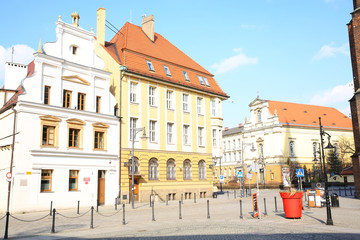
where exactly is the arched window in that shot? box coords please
[129,157,140,175]
[149,158,159,180]
[183,159,192,180]
[289,141,295,157]
[313,142,317,156]
[167,159,176,180]
[198,160,206,180]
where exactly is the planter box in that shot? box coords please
[280,192,303,219]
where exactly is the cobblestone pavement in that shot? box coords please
[1,189,360,239]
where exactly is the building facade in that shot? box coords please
[94,9,228,203]
[0,14,119,212]
[217,98,353,187]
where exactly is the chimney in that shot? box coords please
[224,127,229,131]
[142,15,155,41]
[238,124,243,128]
[97,8,106,46]
[354,0,360,10]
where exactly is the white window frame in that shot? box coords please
[212,129,217,147]
[167,123,174,144]
[197,97,203,115]
[183,93,189,112]
[289,141,295,157]
[203,77,210,86]
[183,125,190,145]
[166,90,173,110]
[130,118,137,140]
[146,60,155,71]
[130,82,137,103]
[197,75,205,85]
[163,65,171,76]
[149,86,156,106]
[211,100,216,117]
[183,71,190,81]
[149,120,156,142]
[198,127,204,147]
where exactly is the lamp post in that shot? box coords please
[213,156,223,193]
[241,142,254,196]
[130,126,147,209]
[319,117,334,225]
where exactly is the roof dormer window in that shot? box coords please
[146,60,155,71]
[163,65,171,76]
[183,71,190,81]
[203,77,210,86]
[197,75,205,85]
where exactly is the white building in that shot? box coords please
[0,13,119,213]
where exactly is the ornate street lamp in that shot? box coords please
[319,117,335,225]
[213,156,223,193]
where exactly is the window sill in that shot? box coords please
[40,145,59,149]
[149,105,158,108]
[198,145,205,148]
[40,191,54,193]
[198,113,204,116]
[67,147,83,150]
[69,190,81,192]
[167,179,177,181]
[183,179,192,181]
[167,108,174,111]
[149,141,158,144]
[183,144,191,147]
[93,149,107,152]
[130,101,139,105]
[167,142,175,145]
[183,111,190,114]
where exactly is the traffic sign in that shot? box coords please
[219,175,224,183]
[6,172,12,179]
[237,171,243,178]
[296,169,304,178]
[246,173,252,180]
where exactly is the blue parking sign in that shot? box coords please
[219,175,224,183]
[296,169,304,177]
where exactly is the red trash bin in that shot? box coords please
[280,192,303,218]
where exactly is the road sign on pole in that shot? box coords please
[296,169,304,178]
[6,172,12,182]
[219,175,224,183]
[237,171,243,178]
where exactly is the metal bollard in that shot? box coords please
[234,190,236,199]
[274,196,278,212]
[152,201,155,221]
[207,200,210,219]
[246,188,248,197]
[194,193,196,203]
[264,198,267,215]
[150,195,152,207]
[51,208,56,233]
[4,211,10,239]
[50,201,53,216]
[90,206,94,229]
[97,200,99,212]
[339,188,342,197]
[350,187,353,196]
[345,187,347,197]
[240,200,243,219]
[179,201,182,219]
[115,198,117,210]
[166,195,168,206]
[227,191,229,199]
[122,204,126,225]
[181,194,183,204]
[77,201,80,214]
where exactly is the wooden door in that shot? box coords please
[98,170,105,205]
[129,178,139,202]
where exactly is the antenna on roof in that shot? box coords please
[142,14,147,19]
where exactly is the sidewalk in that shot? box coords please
[1,189,360,239]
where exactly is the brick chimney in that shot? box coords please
[354,0,360,10]
[142,15,155,41]
[238,123,243,128]
[97,8,106,46]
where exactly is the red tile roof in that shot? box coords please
[103,22,228,98]
[268,101,352,131]
[341,166,353,175]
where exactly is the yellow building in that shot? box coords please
[218,98,353,188]
[94,9,228,203]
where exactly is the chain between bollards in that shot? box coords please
[51,208,56,233]
[152,200,155,221]
[122,204,126,225]
[207,200,210,219]
[274,196,278,212]
[90,206,94,229]
[264,198,267,215]
[179,201,182,219]
[240,200,243,219]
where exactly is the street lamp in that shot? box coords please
[213,156,223,193]
[130,126,147,209]
[319,117,335,225]
[241,142,255,196]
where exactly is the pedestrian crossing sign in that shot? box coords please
[237,171,243,178]
[296,168,304,177]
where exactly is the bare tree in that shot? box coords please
[337,136,355,168]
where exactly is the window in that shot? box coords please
[183,160,192,180]
[94,131,104,149]
[78,93,86,110]
[257,110,262,123]
[129,157,140,174]
[69,128,80,148]
[211,100,216,117]
[96,96,101,113]
[183,125,190,145]
[197,75,205,85]
[183,93,189,112]
[212,129,217,147]
[198,160,206,180]
[313,142,317,156]
[42,126,55,146]
[229,168,232,177]
[146,60,155,71]
[197,97,203,115]
[166,90,173,109]
[198,127,204,146]
[149,86,156,106]
[130,82,137,103]
[259,143,264,158]
[41,170,53,192]
[203,77,210,86]
[130,118,137,140]
[167,159,176,180]
[71,46,78,55]
[69,170,79,191]
[63,90,72,108]
[183,71,190,81]
[224,168,227,177]
[215,169,218,178]
[167,123,174,144]
[149,120,156,142]
[44,86,51,105]
[149,158,159,180]
[163,65,171,76]
[233,140,236,149]
[289,141,295,157]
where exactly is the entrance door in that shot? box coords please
[129,178,139,202]
[98,170,106,205]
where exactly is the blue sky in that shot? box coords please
[0,0,354,128]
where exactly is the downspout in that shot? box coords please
[118,70,122,203]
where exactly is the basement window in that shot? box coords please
[146,60,155,71]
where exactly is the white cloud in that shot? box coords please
[312,43,349,61]
[309,82,353,106]
[0,44,35,87]
[211,49,258,75]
